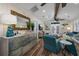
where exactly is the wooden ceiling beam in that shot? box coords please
[54,3,60,21]
[11,10,30,20]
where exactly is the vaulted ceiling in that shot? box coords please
[11,3,79,22]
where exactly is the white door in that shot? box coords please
[50,24,60,35]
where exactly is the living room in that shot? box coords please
[0,3,79,56]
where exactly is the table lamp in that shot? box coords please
[0,14,17,37]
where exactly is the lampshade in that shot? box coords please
[0,14,17,24]
[67,26,71,30]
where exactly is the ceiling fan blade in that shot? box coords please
[54,3,60,21]
[40,3,46,6]
[62,3,67,8]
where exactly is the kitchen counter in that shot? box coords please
[0,31,37,56]
[2,30,36,39]
[2,33,25,39]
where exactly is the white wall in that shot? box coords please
[0,24,3,36]
[0,4,10,36]
[73,19,79,32]
[0,4,31,36]
[0,3,40,36]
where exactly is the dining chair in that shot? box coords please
[43,35,61,54]
[66,40,78,56]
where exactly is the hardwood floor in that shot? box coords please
[24,39,72,56]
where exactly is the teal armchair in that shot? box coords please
[66,40,78,56]
[43,35,61,53]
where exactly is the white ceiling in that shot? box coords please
[10,3,79,21]
[57,3,79,20]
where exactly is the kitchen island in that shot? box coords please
[0,31,37,56]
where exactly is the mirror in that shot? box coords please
[11,10,31,30]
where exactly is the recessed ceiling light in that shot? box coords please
[42,10,46,13]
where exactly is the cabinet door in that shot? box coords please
[9,36,22,51]
[0,38,8,56]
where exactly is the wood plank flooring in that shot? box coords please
[24,39,72,56]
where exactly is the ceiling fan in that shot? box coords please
[54,3,67,21]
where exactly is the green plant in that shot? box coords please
[27,21,34,30]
